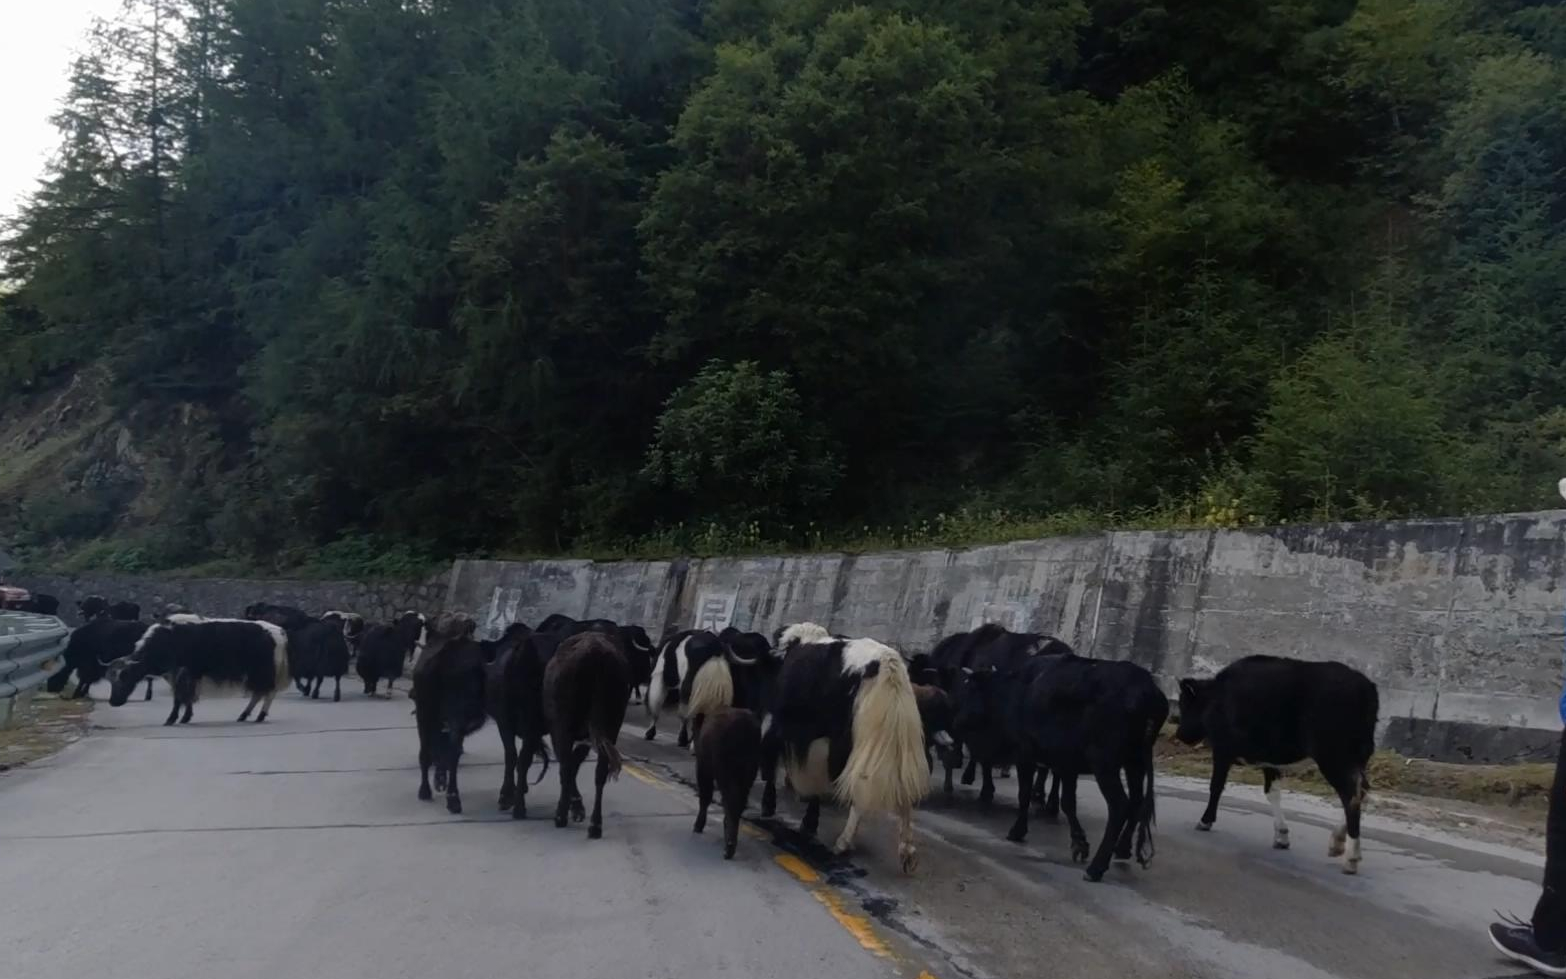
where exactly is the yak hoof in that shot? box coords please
[899,845,919,874]
[1071,839,1091,863]
[676,732,690,749]
[1083,868,1105,883]
[163,717,177,727]
[1341,860,1360,876]
[1273,838,1291,851]
[1006,826,1027,844]
[1114,846,1132,862]
[587,824,603,840]
[446,795,462,815]
[723,845,736,860]
[570,800,586,823]
[554,814,569,828]
[179,715,192,725]
[418,785,433,801]
[498,793,514,810]
[513,804,527,820]
[1196,820,1214,832]
[254,712,268,723]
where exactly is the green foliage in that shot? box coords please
[3,0,1565,573]
[642,360,841,527]
[1250,323,1451,520]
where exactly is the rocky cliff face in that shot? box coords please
[0,368,230,562]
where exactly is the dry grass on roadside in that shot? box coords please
[1157,727,1555,814]
[0,696,93,772]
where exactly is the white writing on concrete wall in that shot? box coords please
[485,587,523,639]
[694,590,737,632]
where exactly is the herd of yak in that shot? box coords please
[33,594,1381,880]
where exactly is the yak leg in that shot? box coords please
[896,805,918,873]
[1084,766,1130,882]
[1197,754,1233,831]
[587,749,611,839]
[833,806,863,855]
[1006,755,1037,844]
[236,691,263,722]
[1263,767,1290,850]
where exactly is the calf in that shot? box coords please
[760,623,928,872]
[46,617,151,699]
[694,707,763,859]
[107,616,290,725]
[1176,655,1379,875]
[544,631,630,839]
[956,654,1167,882]
[357,611,426,696]
[412,615,489,813]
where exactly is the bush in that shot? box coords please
[1249,326,1452,520]
[641,360,843,529]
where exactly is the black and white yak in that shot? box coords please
[45,617,151,700]
[1176,654,1379,875]
[760,622,929,873]
[642,629,713,745]
[358,611,427,696]
[412,615,488,814]
[106,615,290,726]
[694,707,763,859]
[954,652,1168,882]
[543,631,631,839]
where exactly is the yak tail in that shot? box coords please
[591,690,623,782]
[685,656,733,719]
[833,641,928,814]
[531,742,553,786]
[1134,754,1157,869]
[1135,707,1163,868]
[269,628,291,692]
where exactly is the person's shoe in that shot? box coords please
[1490,921,1566,977]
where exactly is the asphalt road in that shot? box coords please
[0,689,1548,979]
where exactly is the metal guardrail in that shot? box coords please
[0,612,68,728]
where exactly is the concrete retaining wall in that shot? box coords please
[446,512,1566,764]
[12,510,1565,762]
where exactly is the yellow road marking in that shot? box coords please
[628,758,938,978]
[774,853,821,883]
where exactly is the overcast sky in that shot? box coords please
[1,0,124,222]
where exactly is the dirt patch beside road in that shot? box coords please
[0,696,93,772]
